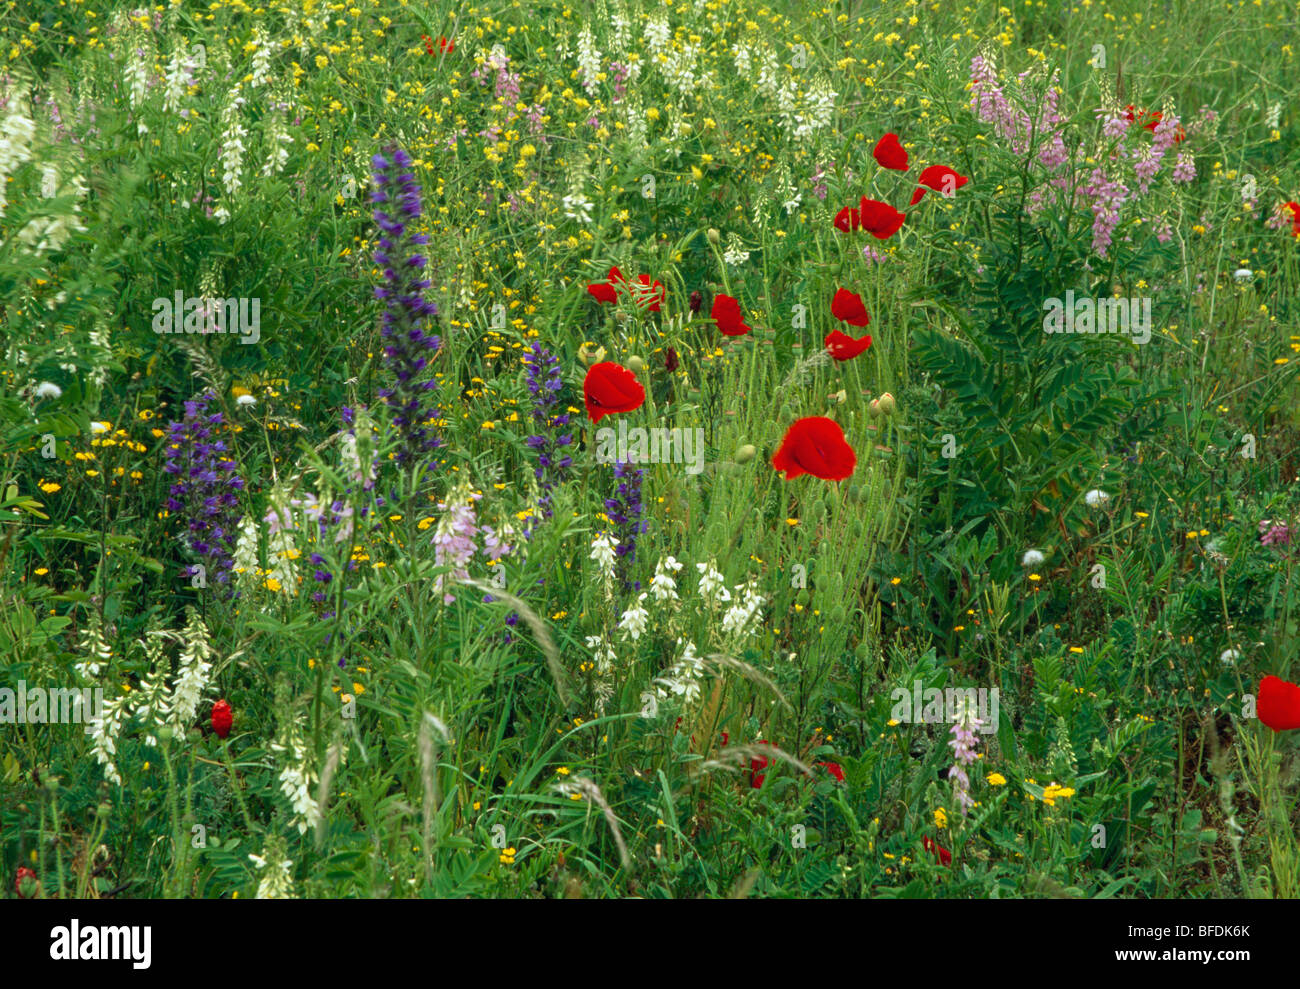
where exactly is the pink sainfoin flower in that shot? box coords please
[810,164,828,200]
[1260,519,1291,547]
[947,697,983,815]
[1082,167,1129,256]
[433,486,480,603]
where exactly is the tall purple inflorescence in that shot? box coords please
[163,391,246,592]
[604,460,647,590]
[522,341,573,534]
[371,145,442,473]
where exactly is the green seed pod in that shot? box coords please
[735,444,757,464]
[796,588,812,607]
[810,498,826,523]
[627,355,646,373]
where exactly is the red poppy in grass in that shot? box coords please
[909,165,970,206]
[834,204,862,233]
[816,761,845,783]
[750,740,777,788]
[631,273,665,312]
[1124,105,1184,142]
[830,288,871,327]
[1284,202,1300,237]
[583,361,646,423]
[439,36,455,54]
[873,132,909,171]
[773,417,856,481]
[824,329,873,361]
[711,293,753,336]
[858,196,906,239]
[587,265,624,304]
[922,836,952,866]
[211,699,233,739]
[1258,675,1300,731]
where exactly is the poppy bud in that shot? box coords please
[577,343,607,367]
[868,399,881,418]
[627,355,646,373]
[878,392,896,415]
[706,228,720,244]
[689,290,702,313]
[15,867,38,899]
[735,444,757,464]
[796,588,811,607]
[829,388,847,405]
[211,699,233,739]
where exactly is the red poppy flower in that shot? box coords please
[1284,202,1300,237]
[858,197,906,239]
[816,761,845,783]
[439,36,455,54]
[1258,675,1300,731]
[833,204,863,233]
[773,417,857,481]
[631,273,665,312]
[711,293,753,336]
[830,288,870,327]
[583,361,646,423]
[587,265,625,304]
[909,165,970,206]
[211,699,233,739]
[824,329,873,361]
[1124,105,1184,141]
[873,132,909,171]
[922,837,952,866]
[749,740,777,788]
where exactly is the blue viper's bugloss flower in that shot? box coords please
[163,391,246,591]
[522,341,573,533]
[370,145,442,472]
[604,460,647,590]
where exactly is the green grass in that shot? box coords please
[1,0,1299,899]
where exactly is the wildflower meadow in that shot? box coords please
[2,0,1300,926]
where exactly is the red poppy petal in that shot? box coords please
[909,186,927,206]
[858,197,906,238]
[833,205,860,233]
[773,417,856,481]
[587,281,618,304]
[872,132,909,171]
[830,288,870,327]
[917,165,969,198]
[922,837,952,866]
[824,329,872,361]
[711,294,752,336]
[1259,675,1300,731]
[583,362,646,424]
